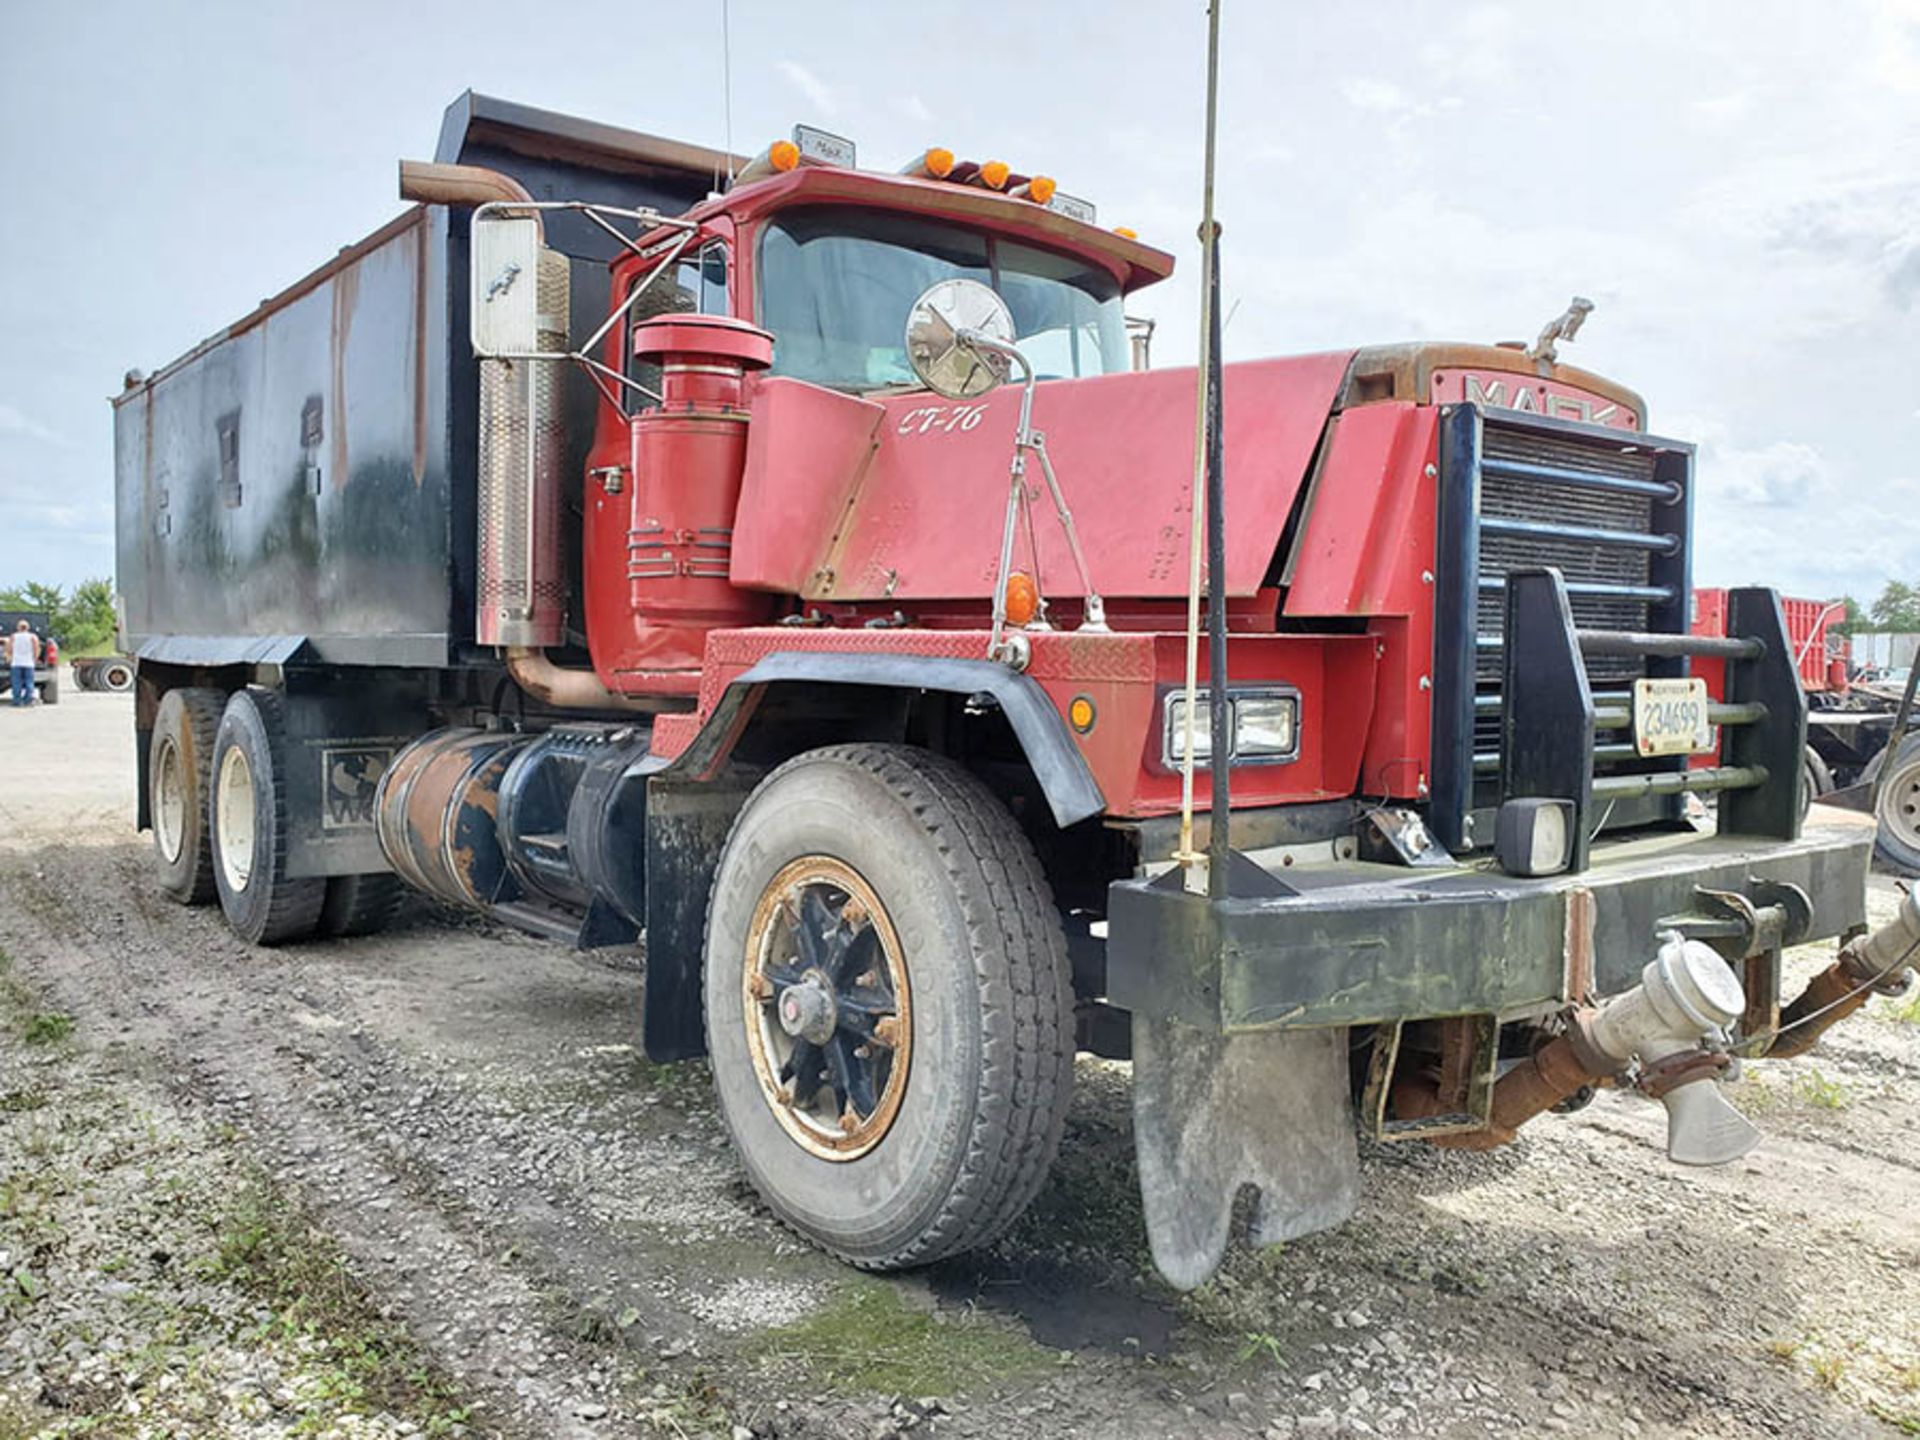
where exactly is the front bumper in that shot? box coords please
[1105,810,1875,1033]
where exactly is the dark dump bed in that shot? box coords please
[113,92,736,668]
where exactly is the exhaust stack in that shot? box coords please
[476,247,570,648]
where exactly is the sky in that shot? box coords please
[1,0,1916,604]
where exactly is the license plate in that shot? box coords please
[1631,677,1714,757]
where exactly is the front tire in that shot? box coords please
[703,744,1074,1270]
[210,687,325,945]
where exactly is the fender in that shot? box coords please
[662,650,1107,827]
[639,649,1106,1062]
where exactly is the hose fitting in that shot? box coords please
[1767,888,1920,1060]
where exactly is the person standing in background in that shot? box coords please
[10,619,39,706]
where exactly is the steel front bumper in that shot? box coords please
[1105,811,1876,1033]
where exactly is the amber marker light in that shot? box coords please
[1004,571,1039,625]
[1013,176,1057,204]
[1068,695,1097,734]
[902,146,955,179]
[734,139,804,184]
[978,159,1010,190]
[1113,226,1139,239]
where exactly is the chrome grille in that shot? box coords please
[1470,418,1683,792]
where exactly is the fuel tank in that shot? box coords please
[375,723,654,946]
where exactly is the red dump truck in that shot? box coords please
[112,94,1918,1288]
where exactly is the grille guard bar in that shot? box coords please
[1503,570,1808,873]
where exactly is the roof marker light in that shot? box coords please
[1113,226,1138,240]
[901,146,955,179]
[976,160,1011,190]
[1012,176,1057,205]
[734,139,801,184]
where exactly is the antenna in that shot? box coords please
[721,0,736,188]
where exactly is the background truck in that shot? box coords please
[1691,588,1920,871]
[0,609,59,704]
[69,654,136,692]
[112,93,1917,1289]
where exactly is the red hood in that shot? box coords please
[730,352,1355,603]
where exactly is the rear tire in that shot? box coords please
[210,687,325,945]
[703,744,1074,1270]
[101,660,135,693]
[317,872,406,937]
[1864,735,1920,875]
[150,687,226,905]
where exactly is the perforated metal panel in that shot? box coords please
[476,248,571,648]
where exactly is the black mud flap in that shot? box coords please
[1131,1016,1358,1291]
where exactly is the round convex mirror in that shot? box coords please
[904,278,1016,399]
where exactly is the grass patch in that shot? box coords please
[21,1012,73,1046]
[758,1277,1052,1397]
[1795,1069,1851,1111]
[196,1178,472,1435]
[1236,1330,1288,1370]
[1877,989,1920,1026]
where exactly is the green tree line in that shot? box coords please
[1831,582,1920,635]
[0,579,117,651]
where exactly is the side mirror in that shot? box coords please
[470,212,542,356]
[904,278,1016,399]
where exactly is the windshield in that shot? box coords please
[757,206,1127,390]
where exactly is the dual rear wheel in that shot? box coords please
[148,685,400,942]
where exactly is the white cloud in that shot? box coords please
[1340,78,1412,113]
[0,403,65,446]
[1665,415,1920,598]
[1690,92,1753,127]
[776,60,837,117]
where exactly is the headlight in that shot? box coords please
[1232,694,1298,758]
[1163,689,1300,767]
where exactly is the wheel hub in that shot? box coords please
[742,857,912,1161]
[777,973,838,1045]
[1886,758,1920,848]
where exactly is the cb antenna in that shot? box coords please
[721,0,737,188]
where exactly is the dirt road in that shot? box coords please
[2,688,1916,1438]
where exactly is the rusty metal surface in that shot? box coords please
[1106,814,1874,1033]
[115,208,455,666]
[1337,341,1648,428]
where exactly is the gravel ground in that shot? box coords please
[0,688,1916,1438]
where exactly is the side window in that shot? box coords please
[625,242,729,409]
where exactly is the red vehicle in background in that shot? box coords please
[1692,588,1919,870]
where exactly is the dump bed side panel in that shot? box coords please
[113,94,727,670]
[115,209,454,666]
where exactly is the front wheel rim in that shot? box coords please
[742,856,912,1161]
[154,738,187,864]
[216,746,257,892]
